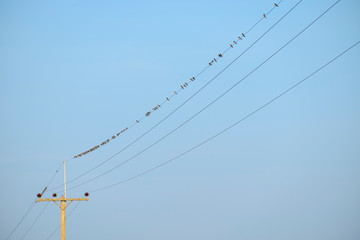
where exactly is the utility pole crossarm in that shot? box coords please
[36,197,89,202]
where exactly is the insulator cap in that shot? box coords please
[53,193,57,198]
[37,193,42,198]
[84,192,89,197]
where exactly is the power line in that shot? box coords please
[48,0,297,193]
[53,0,302,192]
[5,199,36,240]
[20,202,49,240]
[89,39,360,193]
[61,0,311,192]
[67,0,286,160]
[5,162,63,240]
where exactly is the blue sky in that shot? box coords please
[1,0,360,239]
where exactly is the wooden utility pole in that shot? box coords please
[37,160,89,240]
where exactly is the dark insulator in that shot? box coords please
[85,192,89,197]
[37,193,42,198]
[53,193,57,198]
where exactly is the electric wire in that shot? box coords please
[61,0,312,192]
[5,199,37,240]
[90,39,360,193]
[48,0,292,192]
[68,1,285,160]
[20,202,49,240]
[49,0,302,193]
[6,162,63,240]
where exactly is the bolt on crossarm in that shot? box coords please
[37,160,89,240]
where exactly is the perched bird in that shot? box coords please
[218,53,223,57]
[213,58,217,62]
[181,85,184,89]
[263,13,266,18]
[166,97,169,101]
[233,41,237,44]
[230,44,233,48]
[242,33,246,37]
[274,3,279,7]
[238,36,242,40]
[174,91,177,94]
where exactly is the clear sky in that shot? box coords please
[1,0,360,239]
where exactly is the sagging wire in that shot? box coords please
[70,1,285,160]
[91,30,357,194]
[58,0,304,193]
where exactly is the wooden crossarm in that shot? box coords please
[37,197,89,202]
